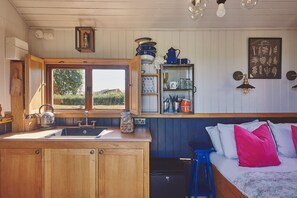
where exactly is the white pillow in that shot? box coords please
[218,120,266,159]
[206,125,224,155]
[268,120,297,158]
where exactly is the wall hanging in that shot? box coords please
[248,38,282,79]
[75,27,95,52]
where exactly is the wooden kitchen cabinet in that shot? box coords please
[129,56,141,115]
[24,54,45,115]
[11,54,45,132]
[44,149,96,198]
[98,148,144,198]
[0,148,42,198]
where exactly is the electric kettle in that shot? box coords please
[166,47,180,64]
[39,104,55,128]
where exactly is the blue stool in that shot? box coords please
[188,149,216,198]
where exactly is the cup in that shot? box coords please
[181,58,190,64]
[169,81,179,89]
[177,59,181,64]
[181,99,191,113]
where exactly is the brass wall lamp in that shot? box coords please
[286,71,297,88]
[233,71,255,94]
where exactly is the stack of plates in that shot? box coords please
[135,37,157,64]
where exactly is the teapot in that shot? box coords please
[165,47,180,64]
[39,104,55,128]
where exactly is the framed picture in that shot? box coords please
[75,27,95,52]
[248,38,282,79]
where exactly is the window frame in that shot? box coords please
[46,63,129,117]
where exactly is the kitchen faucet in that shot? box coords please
[77,111,96,128]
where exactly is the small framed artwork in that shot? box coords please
[248,38,282,79]
[75,27,95,52]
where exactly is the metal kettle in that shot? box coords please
[166,47,180,64]
[39,104,55,128]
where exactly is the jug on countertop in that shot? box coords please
[39,104,55,129]
[165,47,180,64]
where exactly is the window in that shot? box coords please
[47,64,129,112]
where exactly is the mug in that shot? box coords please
[181,58,190,64]
[169,81,179,89]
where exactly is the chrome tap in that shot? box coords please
[77,111,96,128]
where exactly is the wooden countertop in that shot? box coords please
[0,127,151,148]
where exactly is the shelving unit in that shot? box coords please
[160,64,195,114]
[141,63,160,114]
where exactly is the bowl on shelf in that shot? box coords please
[135,37,152,45]
[137,50,156,57]
[137,45,156,51]
[140,54,155,64]
[139,41,157,47]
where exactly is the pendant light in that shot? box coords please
[216,0,226,17]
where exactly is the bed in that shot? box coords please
[210,153,297,198]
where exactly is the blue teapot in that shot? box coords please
[165,47,180,64]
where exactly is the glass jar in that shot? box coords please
[120,112,134,133]
[186,78,192,89]
[179,78,186,89]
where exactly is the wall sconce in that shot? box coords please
[233,71,255,94]
[75,27,95,53]
[286,71,297,88]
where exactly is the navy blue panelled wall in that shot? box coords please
[56,117,297,158]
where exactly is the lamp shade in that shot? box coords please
[236,83,255,89]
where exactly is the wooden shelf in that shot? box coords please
[141,74,159,77]
[141,93,158,96]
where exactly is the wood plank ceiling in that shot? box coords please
[8,0,297,29]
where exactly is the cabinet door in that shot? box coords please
[98,148,144,198]
[25,54,45,115]
[0,148,42,198]
[129,56,141,115]
[44,149,96,198]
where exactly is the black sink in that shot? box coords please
[45,127,106,138]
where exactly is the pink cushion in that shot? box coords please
[291,125,297,154]
[234,124,281,167]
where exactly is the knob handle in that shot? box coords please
[99,150,104,155]
[35,149,40,155]
[90,150,95,155]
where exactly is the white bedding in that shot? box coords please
[210,153,297,198]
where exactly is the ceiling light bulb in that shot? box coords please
[241,0,258,9]
[190,11,204,20]
[195,0,209,9]
[216,3,226,17]
[188,0,208,13]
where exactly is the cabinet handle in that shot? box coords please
[35,149,40,155]
[90,150,95,155]
[99,150,104,155]
[193,86,197,93]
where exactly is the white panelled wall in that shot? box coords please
[0,0,28,112]
[29,29,297,113]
